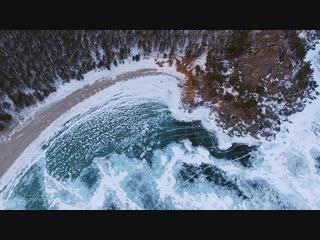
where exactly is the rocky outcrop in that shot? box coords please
[182,30,317,138]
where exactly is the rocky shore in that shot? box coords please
[174,30,318,138]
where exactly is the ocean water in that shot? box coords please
[1,41,320,209]
[0,97,259,210]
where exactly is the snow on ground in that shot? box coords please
[2,57,185,141]
[2,48,261,151]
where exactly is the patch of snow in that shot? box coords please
[4,57,185,140]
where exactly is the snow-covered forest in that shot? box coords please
[0,30,316,134]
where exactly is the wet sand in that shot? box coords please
[0,68,172,178]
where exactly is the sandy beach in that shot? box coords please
[0,68,173,178]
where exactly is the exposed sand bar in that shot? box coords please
[0,68,173,178]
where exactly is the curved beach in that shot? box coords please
[0,68,174,178]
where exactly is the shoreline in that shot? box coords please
[0,68,175,178]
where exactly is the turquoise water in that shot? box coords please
[0,100,259,210]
